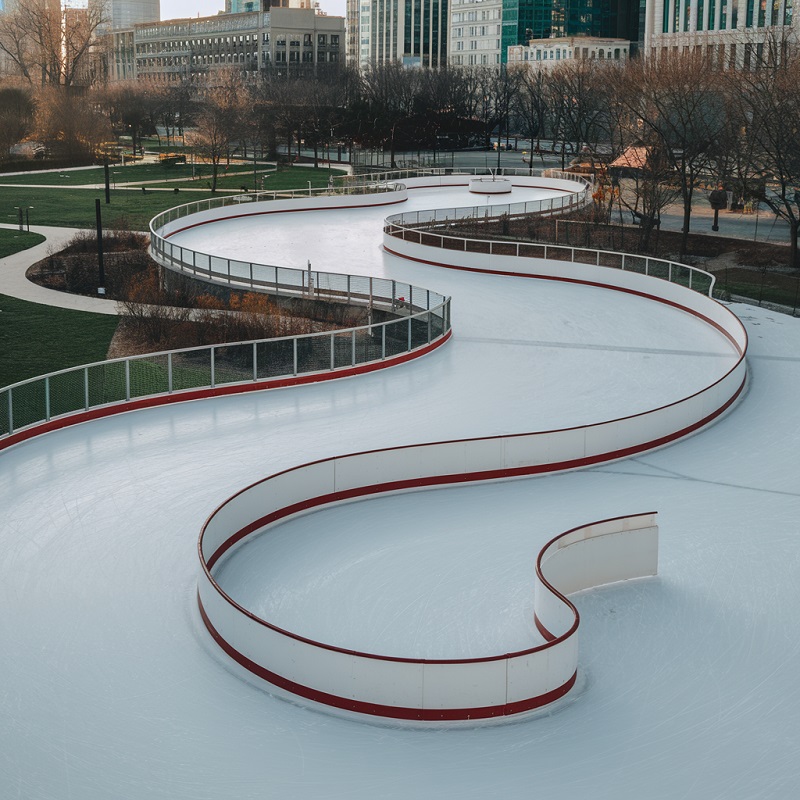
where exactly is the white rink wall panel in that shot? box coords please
[200,414,661,719]
[157,189,410,238]
[533,514,659,639]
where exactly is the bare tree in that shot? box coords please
[0,0,107,87]
[614,51,728,257]
[358,62,420,168]
[516,68,550,169]
[35,85,112,160]
[547,60,611,169]
[0,85,35,157]
[478,65,522,165]
[732,53,800,267]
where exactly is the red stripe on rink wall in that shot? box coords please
[0,332,451,453]
[197,593,578,721]
[382,244,744,356]
[198,512,657,720]
[205,373,744,572]
[163,197,409,238]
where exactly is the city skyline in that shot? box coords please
[160,0,345,21]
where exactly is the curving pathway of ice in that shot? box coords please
[1,184,798,798]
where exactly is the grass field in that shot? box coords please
[0,294,119,388]
[0,167,347,230]
[0,229,45,258]
[0,161,256,186]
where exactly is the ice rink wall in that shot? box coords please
[199,464,658,721]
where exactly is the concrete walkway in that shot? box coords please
[0,224,118,314]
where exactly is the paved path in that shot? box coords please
[0,224,118,314]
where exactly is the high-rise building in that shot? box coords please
[107,5,344,81]
[450,0,642,66]
[348,0,449,67]
[643,0,798,66]
[92,0,160,32]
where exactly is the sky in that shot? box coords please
[160,0,346,22]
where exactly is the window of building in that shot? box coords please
[304,33,312,46]
[290,38,300,47]
[289,50,299,61]
[331,35,339,46]
[318,33,327,45]
[303,50,313,61]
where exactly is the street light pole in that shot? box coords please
[95,199,106,296]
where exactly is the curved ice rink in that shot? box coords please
[1,183,799,798]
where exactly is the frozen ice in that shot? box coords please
[1,184,797,798]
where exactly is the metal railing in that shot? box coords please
[0,301,451,441]
[340,166,594,189]
[149,180,403,237]
[383,176,716,298]
[2,182,453,443]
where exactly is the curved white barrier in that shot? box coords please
[199,489,657,721]
[155,175,741,721]
[152,184,409,240]
[469,177,512,194]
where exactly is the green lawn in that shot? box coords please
[140,166,345,192]
[0,161,257,186]
[0,294,119,388]
[0,164,347,398]
[0,186,221,231]
[0,167,347,230]
[0,229,45,258]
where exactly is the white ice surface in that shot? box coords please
[1,186,798,799]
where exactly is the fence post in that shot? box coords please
[330,333,336,370]
[124,360,131,401]
[45,377,50,421]
[253,342,258,381]
[382,324,386,359]
[7,389,12,434]
[351,330,356,366]
[84,368,89,410]
[210,348,216,389]
[168,353,173,393]
[293,338,298,376]
[407,317,412,351]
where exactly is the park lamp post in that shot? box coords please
[95,199,105,296]
[709,186,728,232]
[13,206,33,232]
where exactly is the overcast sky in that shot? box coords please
[160,0,346,22]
